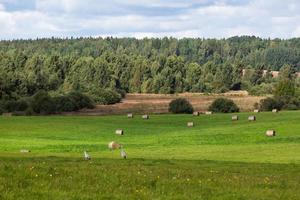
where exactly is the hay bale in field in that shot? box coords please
[2,113,12,117]
[231,115,239,121]
[272,109,278,113]
[127,113,133,118]
[248,116,256,121]
[193,111,199,116]
[205,111,212,115]
[266,130,276,137]
[115,129,124,135]
[108,141,121,150]
[20,149,31,153]
[142,115,149,119]
[84,151,91,160]
[187,122,194,127]
[254,109,260,113]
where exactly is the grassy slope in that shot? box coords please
[0,111,300,199]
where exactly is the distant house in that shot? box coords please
[242,69,298,78]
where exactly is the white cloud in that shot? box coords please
[0,3,4,10]
[0,0,300,39]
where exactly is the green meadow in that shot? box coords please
[0,111,300,199]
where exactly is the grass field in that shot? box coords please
[0,111,300,199]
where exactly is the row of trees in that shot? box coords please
[0,36,300,101]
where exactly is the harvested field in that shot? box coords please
[66,91,265,115]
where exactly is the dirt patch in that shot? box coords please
[63,91,265,116]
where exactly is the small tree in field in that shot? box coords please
[209,98,239,113]
[169,98,194,114]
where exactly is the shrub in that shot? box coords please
[116,89,127,98]
[25,107,34,116]
[259,97,282,111]
[258,96,300,111]
[209,98,239,113]
[2,100,17,112]
[12,111,26,116]
[68,91,95,109]
[248,83,274,96]
[168,98,194,114]
[53,96,78,112]
[16,100,29,111]
[282,103,298,110]
[31,90,56,114]
[90,89,121,105]
[1,100,28,112]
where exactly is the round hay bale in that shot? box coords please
[142,115,149,119]
[193,112,199,116]
[20,149,31,153]
[248,116,256,121]
[231,115,239,121]
[108,141,121,150]
[187,122,194,127]
[115,129,124,135]
[127,113,133,118]
[266,130,276,137]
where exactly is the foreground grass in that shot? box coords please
[0,157,300,200]
[0,111,300,199]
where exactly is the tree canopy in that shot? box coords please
[0,36,300,100]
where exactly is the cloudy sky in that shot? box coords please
[0,0,299,40]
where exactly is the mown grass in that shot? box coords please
[0,111,300,199]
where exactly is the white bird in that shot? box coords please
[84,151,91,160]
[120,149,127,159]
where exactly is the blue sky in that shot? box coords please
[0,0,299,40]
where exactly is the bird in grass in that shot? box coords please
[84,151,91,160]
[120,148,127,159]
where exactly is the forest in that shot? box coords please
[0,36,300,101]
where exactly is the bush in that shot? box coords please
[259,97,283,111]
[282,103,298,110]
[116,89,127,98]
[209,98,239,113]
[68,91,95,109]
[1,99,28,112]
[31,91,56,114]
[168,98,194,114]
[25,107,34,116]
[2,100,17,112]
[248,83,274,96]
[258,96,300,111]
[90,89,121,105]
[53,96,78,112]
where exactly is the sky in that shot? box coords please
[0,0,300,40]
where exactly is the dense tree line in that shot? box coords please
[0,36,300,101]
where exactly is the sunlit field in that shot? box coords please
[1,111,300,199]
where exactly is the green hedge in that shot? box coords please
[0,90,95,115]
